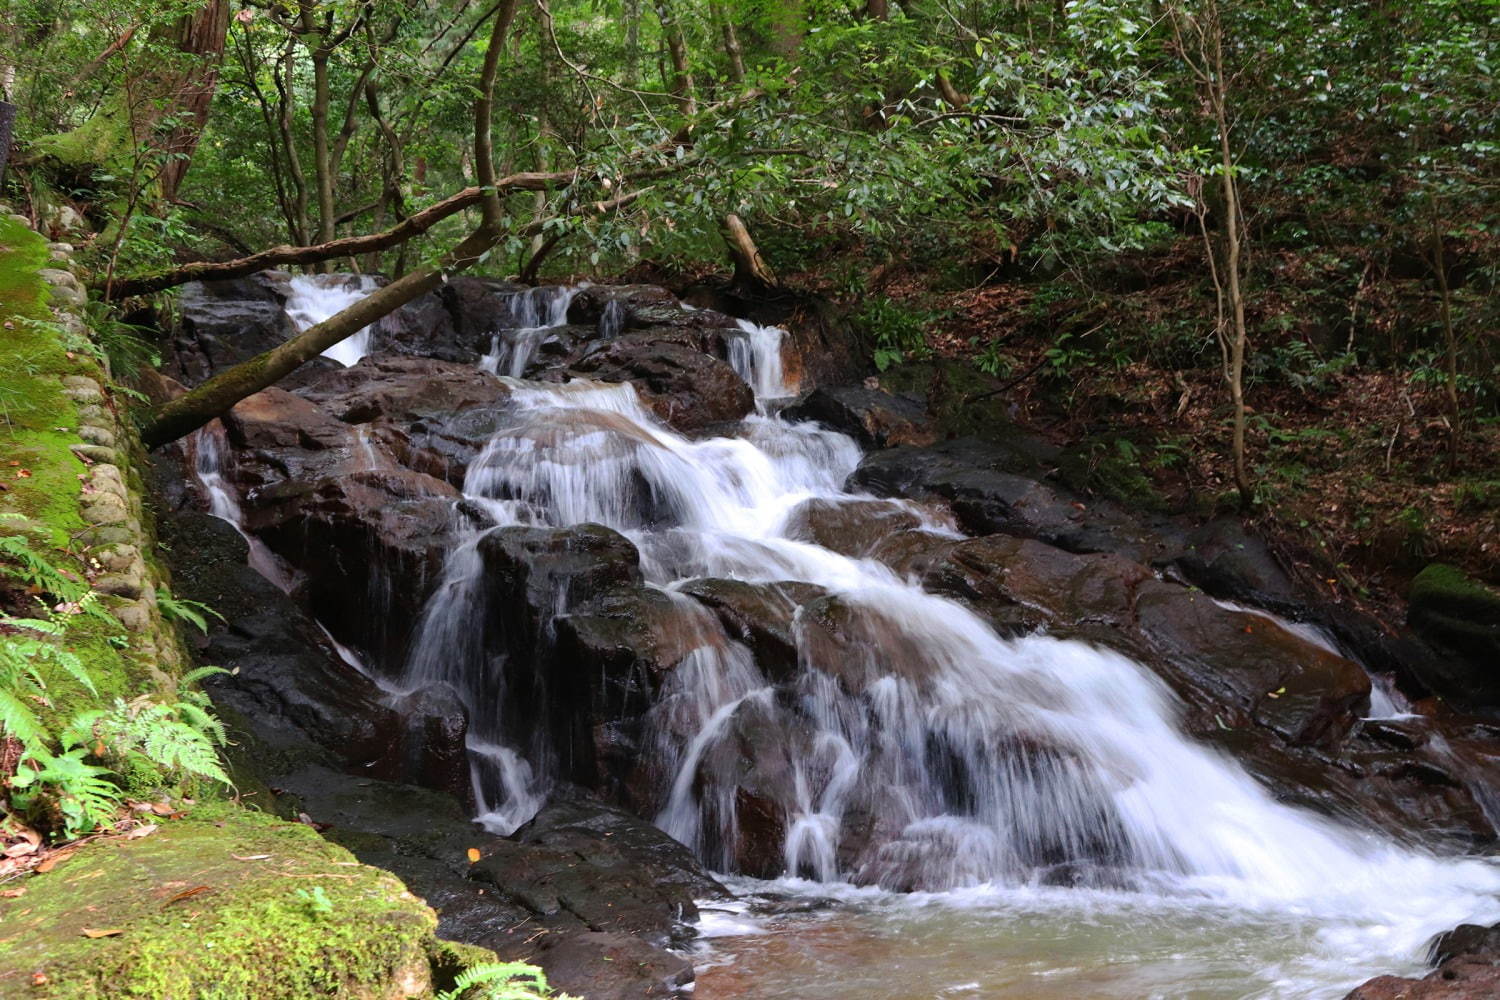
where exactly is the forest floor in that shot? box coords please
[859,245,1500,623]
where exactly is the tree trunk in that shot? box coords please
[654,0,696,115]
[712,1,746,83]
[1428,195,1461,465]
[157,0,231,201]
[721,213,777,293]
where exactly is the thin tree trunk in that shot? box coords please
[1428,193,1461,465]
[654,0,696,115]
[157,0,231,201]
[1212,35,1251,509]
[713,1,745,83]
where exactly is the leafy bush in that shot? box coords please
[855,297,936,371]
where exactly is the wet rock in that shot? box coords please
[692,693,813,878]
[1406,564,1500,710]
[528,932,695,1000]
[292,354,518,484]
[438,275,527,345]
[386,684,472,805]
[240,467,464,670]
[782,497,933,559]
[849,438,1160,559]
[160,512,402,771]
[1133,580,1371,747]
[1161,517,1300,611]
[569,283,738,335]
[169,274,294,385]
[796,594,945,694]
[568,329,754,431]
[678,578,825,681]
[512,795,728,903]
[1345,920,1500,999]
[921,534,1152,636]
[783,385,937,450]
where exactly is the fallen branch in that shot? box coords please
[139,188,647,450]
[96,170,576,299]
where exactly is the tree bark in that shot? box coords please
[157,0,231,201]
[721,212,777,292]
[654,0,696,115]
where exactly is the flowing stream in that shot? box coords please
[210,279,1500,998]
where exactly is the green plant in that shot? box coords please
[156,588,224,634]
[972,339,1014,377]
[0,520,120,629]
[856,297,936,371]
[293,886,335,918]
[438,962,577,1000]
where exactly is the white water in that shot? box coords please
[190,420,298,592]
[381,312,1500,993]
[479,285,582,377]
[284,274,382,367]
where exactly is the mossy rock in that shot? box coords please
[0,806,479,999]
[1410,563,1500,659]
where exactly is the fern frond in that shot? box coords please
[0,688,48,751]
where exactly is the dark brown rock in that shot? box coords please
[784,385,937,450]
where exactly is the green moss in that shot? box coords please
[0,807,450,999]
[1411,563,1500,624]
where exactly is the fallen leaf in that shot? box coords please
[231,854,271,862]
[2,842,37,859]
[466,848,481,864]
[81,928,124,939]
[149,803,177,817]
[0,888,25,899]
[31,973,46,986]
[36,849,76,873]
[126,823,158,840]
[163,885,213,906]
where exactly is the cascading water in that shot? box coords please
[284,273,382,367]
[385,313,1498,996]
[190,420,297,593]
[479,284,582,377]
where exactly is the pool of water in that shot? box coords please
[692,876,1495,999]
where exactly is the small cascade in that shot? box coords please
[334,294,1498,992]
[478,284,582,377]
[730,318,795,405]
[189,421,297,592]
[284,274,383,367]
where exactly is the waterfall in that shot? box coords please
[395,321,1498,916]
[189,420,297,593]
[284,274,382,367]
[729,318,794,404]
[479,285,583,378]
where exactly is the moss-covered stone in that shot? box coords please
[0,806,459,999]
[1409,563,1500,664]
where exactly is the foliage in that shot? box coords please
[438,962,578,1000]
[856,297,936,371]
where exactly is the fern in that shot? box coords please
[155,588,224,634]
[439,962,577,1000]
[10,748,122,838]
[63,696,232,789]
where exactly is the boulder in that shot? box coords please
[1406,564,1500,710]
[783,385,937,450]
[568,328,755,431]
[678,578,825,681]
[169,274,296,385]
[1345,921,1500,999]
[848,438,1161,559]
[569,283,738,335]
[240,467,466,670]
[438,275,527,345]
[782,496,939,559]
